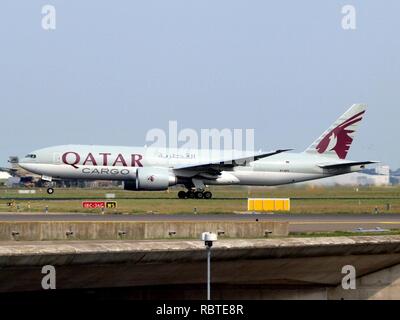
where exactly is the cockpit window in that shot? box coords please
[25,154,37,159]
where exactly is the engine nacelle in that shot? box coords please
[124,167,177,191]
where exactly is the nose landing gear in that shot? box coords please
[42,176,55,195]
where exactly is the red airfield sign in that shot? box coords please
[82,201,117,209]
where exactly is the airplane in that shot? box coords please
[0,156,42,187]
[18,104,377,199]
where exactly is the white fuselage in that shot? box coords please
[18,145,363,187]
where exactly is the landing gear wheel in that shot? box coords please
[178,191,187,199]
[194,191,204,199]
[186,191,195,199]
[47,188,54,195]
[203,191,212,199]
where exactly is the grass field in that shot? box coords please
[0,185,399,215]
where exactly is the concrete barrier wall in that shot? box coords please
[0,221,288,241]
[2,236,400,298]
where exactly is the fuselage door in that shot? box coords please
[53,153,62,164]
[281,160,291,173]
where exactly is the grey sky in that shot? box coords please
[0,1,399,168]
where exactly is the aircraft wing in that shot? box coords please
[317,161,379,169]
[173,149,292,174]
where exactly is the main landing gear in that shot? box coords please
[178,190,212,199]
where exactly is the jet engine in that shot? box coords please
[124,167,177,191]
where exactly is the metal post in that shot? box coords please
[202,232,217,301]
[207,245,211,300]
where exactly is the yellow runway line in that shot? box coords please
[291,221,400,225]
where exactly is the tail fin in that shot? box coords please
[304,104,366,159]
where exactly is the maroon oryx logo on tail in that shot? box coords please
[316,110,365,159]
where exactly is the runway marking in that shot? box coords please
[292,221,400,225]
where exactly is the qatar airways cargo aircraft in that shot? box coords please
[18,104,377,199]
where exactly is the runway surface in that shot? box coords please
[1,212,400,232]
[1,196,399,201]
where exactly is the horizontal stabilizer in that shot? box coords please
[317,161,379,169]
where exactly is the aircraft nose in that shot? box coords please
[17,162,38,174]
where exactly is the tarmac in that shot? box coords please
[0,212,400,232]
